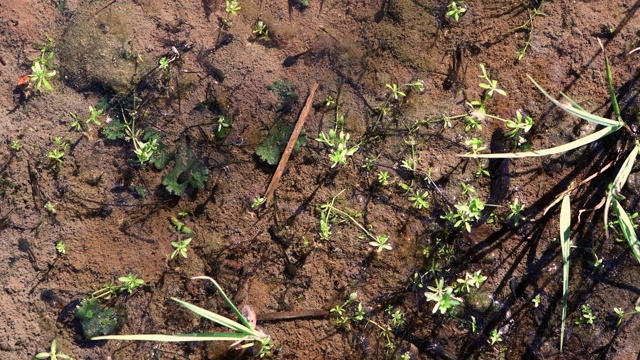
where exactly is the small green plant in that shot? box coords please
[35,339,74,360]
[319,191,391,252]
[69,112,82,131]
[613,306,640,326]
[44,201,57,214]
[315,128,359,167]
[532,293,541,307]
[455,270,487,293]
[251,197,266,209]
[93,276,273,356]
[213,114,233,139]
[399,182,429,209]
[441,196,486,232]
[446,1,467,22]
[10,139,22,151]
[159,56,170,70]
[575,305,596,325]
[171,237,192,259]
[488,329,502,345]
[118,274,144,294]
[424,278,462,315]
[507,198,526,226]
[330,292,358,327]
[30,60,56,91]
[47,137,70,171]
[225,0,241,15]
[55,241,66,255]
[372,81,424,129]
[252,20,269,40]
[377,171,390,185]
[85,106,103,126]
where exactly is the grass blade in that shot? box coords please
[600,40,622,122]
[171,297,254,335]
[462,126,617,158]
[612,199,640,265]
[528,75,621,127]
[191,276,255,331]
[93,332,254,342]
[559,194,571,352]
[604,144,639,237]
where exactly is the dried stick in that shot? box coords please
[91,0,117,18]
[264,82,318,205]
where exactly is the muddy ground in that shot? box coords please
[1,0,640,359]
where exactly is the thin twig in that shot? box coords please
[264,82,319,205]
[91,0,117,18]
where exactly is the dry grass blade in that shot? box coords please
[559,194,571,352]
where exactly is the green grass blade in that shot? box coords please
[612,199,640,265]
[191,276,255,331]
[604,144,639,237]
[93,332,253,342]
[603,51,622,122]
[559,194,571,352]
[462,126,617,158]
[528,75,621,127]
[171,297,254,335]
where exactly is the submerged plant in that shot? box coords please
[93,276,273,357]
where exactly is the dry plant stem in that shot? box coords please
[92,0,117,18]
[264,81,319,206]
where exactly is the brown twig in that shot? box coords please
[91,0,117,18]
[263,82,318,205]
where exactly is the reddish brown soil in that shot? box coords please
[1,0,640,359]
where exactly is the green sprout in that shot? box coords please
[35,339,74,360]
[159,56,170,70]
[488,329,502,345]
[85,106,103,125]
[252,21,269,40]
[377,171,390,186]
[44,201,57,214]
[251,197,266,209]
[614,306,640,326]
[424,278,462,315]
[10,139,22,151]
[117,274,144,294]
[47,148,64,170]
[369,234,392,252]
[225,0,241,15]
[55,241,66,255]
[575,305,596,325]
[171,237,192,259]
[507,198,526,226]
[315,129,359,167]
[446,1,467,22]
[69,112,82,131]
[532,294,541,307]
[30,60,56,91]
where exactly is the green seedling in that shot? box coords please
[559,194,571,351]
[455,270,487,294]
[44,201,57,214]
[532,294,541,307]
[319,191,391,252]
[159,56,170,70]
[214,114,233,139]
[252,21,269,40]
[171,237,192,259]
[441,196,485,232]
[315,128,359,167]
[85,106,103,125]
[47,149,64,171]
[225,0,241,15]
[118,274,144,294]
[372,81,424,129]
[507,198,526,226]
[613,306,640,326]
[446,1,467,22]
[55,241,66,255]
[330,292,358,327]
[35,339,74,360]
[10,139,22,151]
[506,1,546,60]
[377,171,390,185]
[575,305,596,325]
[251,197,266,208]
[424,278,462,315]
[399,182,429,209]
[93,276,273,357]
[488,329,502,345]
[69,112,82,131]
[30,60,56,91]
